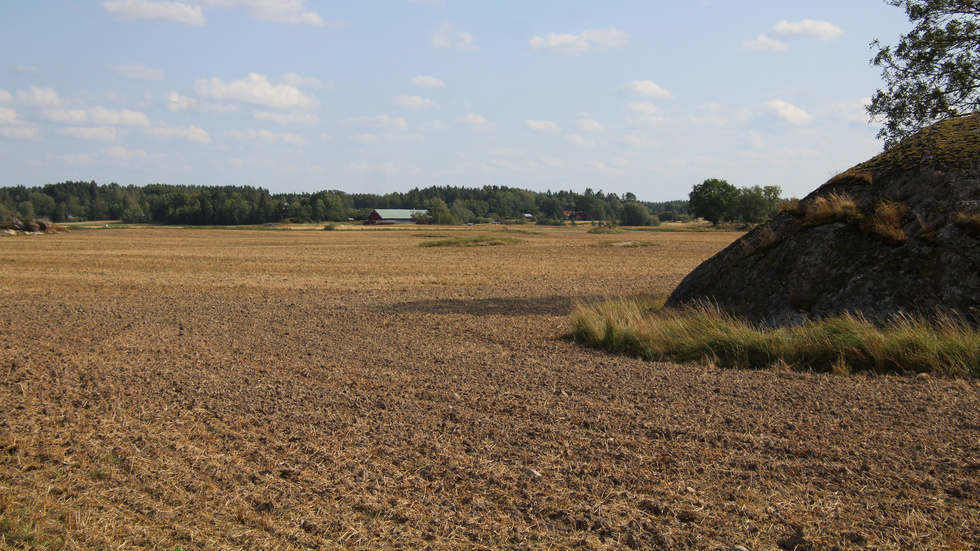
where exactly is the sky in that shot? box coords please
[0,1,912,201]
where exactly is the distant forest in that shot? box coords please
[0,181,690,226]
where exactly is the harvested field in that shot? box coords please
[1,227,979,550]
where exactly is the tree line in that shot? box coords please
[0,181,698,227]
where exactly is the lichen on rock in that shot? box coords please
[665,114,980,326]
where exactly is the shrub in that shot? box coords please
[863,201,908,245]
[323,223,337,231]
[419,236,522,247]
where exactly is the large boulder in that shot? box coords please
[665,114,980,326]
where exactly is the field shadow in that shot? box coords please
[389,295,603,317]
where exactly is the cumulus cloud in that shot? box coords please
[432,21,476,49]
[746,19,843,51]
[412,76,446,89]
[16,86,61,107]
[528,27,628,55]
[626,101,667,127]
[619,80,672,98]
[767,99,812,125]
[525,119,560,132]
[392,95,435,110]
[0,90,11,104]
[90,106,151,126]
[772,19,844,41]
[253,110,318,124]
[165,92,197,112]
[193,73,315,109]
[350,133,379,144]
[102,0,206,25]
[110,62,166,80]
[540,156,564,168]
[623,135,660,149]
[743,34,789,52]
[144,124,211,143]
[0,126,42,140]
[0,107,18,125]
[564,133,594,147]
[104,146,148,160]
[456,113,494,130]
[340,114,409,129]
[102,0,330,25]
[282,72,325,88]
[588,160,618,174]
[575,118,603,132]
[61,126,117,141]
[225,129,304,144]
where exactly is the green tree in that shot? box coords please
[424,197,460,225]
[688,178,737,224]
[868,0,980,147]
[622,201,654,226]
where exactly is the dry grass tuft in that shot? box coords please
[798,192,860,225]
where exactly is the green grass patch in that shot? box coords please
[571,298,980,377]
[419,235,522,247]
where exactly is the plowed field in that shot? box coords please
[1,227,978,550]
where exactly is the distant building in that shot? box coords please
[365,209,428,225]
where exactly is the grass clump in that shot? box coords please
[419,235,522,247]
[593,240,655,248]
[588,221,623,234]
[797,192,860,225]
[863,201,908,245]
[571,299,980,377]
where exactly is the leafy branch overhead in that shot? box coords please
[868,0,980,148]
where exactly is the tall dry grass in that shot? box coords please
[572,298,980,377]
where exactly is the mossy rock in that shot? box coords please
[666,114,980,326]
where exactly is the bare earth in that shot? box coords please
[1,227,978,550]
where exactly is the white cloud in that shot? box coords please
[528,27,628,55]
[282,72,325,88]
[0,107,18,125]
[0,127,41,140]
[340,114,409,129]
[17,86,61,107]
[253,110,318,124]
[90,106,151,126]
[144,124,211,143]
[619,80,672,98]
[423,119,448,131]
[350,162,398,174]
[110,62,165,80]
[588,160,617,174]
[525,119,560,132]
[0,90,11,104]
[623,135,660,149]
[392,95,435,110]
[350,133,379,144]
[104,146,147,160]
[13,66,39,75]
[102,0,206,25]
[456,113,494,130]
[202,0,327,26]
[43,109,88,124]
[746,131,766,149]
[575,118,603,132]
[564,133,594,147]
[626,101,667,127]
[432,21,476,49]
[772,19,844,41]
[694,155,729,167]
[767,99,812,125]
[540,155,564,168]
[225,129,304,144]
[61,126,117,141]
[743,34,788,52]
[611,158,630,168]
[193,73,315,109]
[60,154,93,164]
[412,76,446,89]
[165,92,197,112]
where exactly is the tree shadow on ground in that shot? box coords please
[388,295,604,317]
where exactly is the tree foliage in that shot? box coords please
[868,0,980,148]
[0,181,671,227]
[688,179,782,225]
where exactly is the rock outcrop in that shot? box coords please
[665,114,980,326]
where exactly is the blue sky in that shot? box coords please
[1,1,911,201]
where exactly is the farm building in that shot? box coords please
[366,209,429,225]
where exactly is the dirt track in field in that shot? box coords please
[1,227,979,550]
